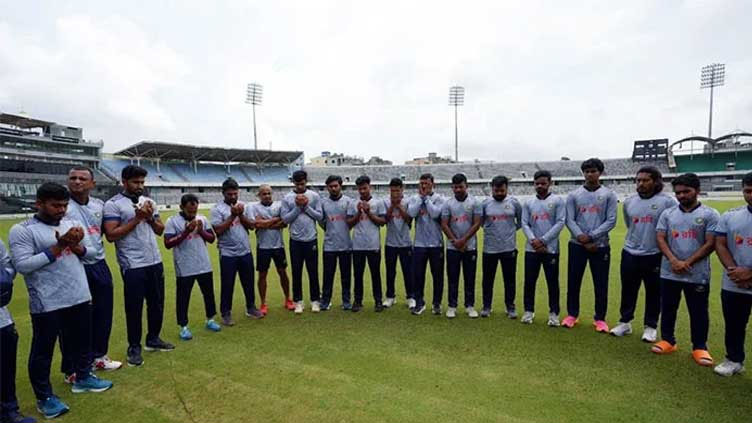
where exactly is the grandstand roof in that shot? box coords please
[114,141,303,164]
[0,113,55,129]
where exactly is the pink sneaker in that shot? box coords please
[593,320,610,333]
[561,315,578,328]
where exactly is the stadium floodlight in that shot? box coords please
[245,82,263,150]
[449,86,465,162]
[700,63,725,139]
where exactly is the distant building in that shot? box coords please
[405,152,455,165]
[364,156,392,166]
[308,151,364,166]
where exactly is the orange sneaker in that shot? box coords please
[651,340,678,355]
[692,349,714,367]
[593,320,609,333]
[260,304,268,316]
[285,299,295,311]
[561,315,578,328]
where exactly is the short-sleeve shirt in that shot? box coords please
[103,193,162,271]
[348,197,386,251]
[623,193,678,256]
[250,201,285,250]
[482,196,522,254]
[9,216,91,314]
[210,201,252,257]
[65,196,107,265]
[281,190,322,242]
[441,195,483,251]
[566,186,618,248]
[321,195,353,252]
[164,214,213,277]
[656,203,720,284]
[521,194,566,255]
[407,193,445,248]
[384,198,412,248]
[714,206,752,295]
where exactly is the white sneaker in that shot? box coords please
[547,313,560,327]
[521,311,534,324]
[383,297,396,308]
[446,307,457,319]
[714,359,745,377]
[93,355,122,371]
[506,308,518,319]
[641,326,658,343]
[610,322,633,337]
[407,298,416,309]
[466,307,479,319]
[294,301,304,314]
[311,301,321,313]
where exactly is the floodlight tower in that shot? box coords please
[700,63,725,139]
[449,86,465,162]
[246,82,263,149]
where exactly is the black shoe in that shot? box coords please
[374,303,384,312]
[144,338,175,352]
[127,345,144,367]
[352,303,363,312]
[411,304,426,315]
[2,410,38,423]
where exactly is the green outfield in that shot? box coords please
[2,199,751,423]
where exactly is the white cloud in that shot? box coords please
[1,1,750,164]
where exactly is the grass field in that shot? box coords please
[2,199,751,423]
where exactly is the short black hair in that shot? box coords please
[451,173,467,185]
[671,173,701,190]
[37,182,69,202]
[181,193,199,206]
[533,170,552,181]
[743,171,752,187]
[222,178,239,192]
[580,158,605,173]
[491,175,509,188]
[637,166,664,193]
[325,175,343,186]
[292,170,308,183]
[70,166,94,179]
[121,165,148,181]
[419,173,434,182]
[389,177,403,187]
[355,175,371,186]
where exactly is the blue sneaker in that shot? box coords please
[320,301,332,311]
[71,374,114,393]
[179,326,193,340]
[2,410,38,423]
[342,302,352,311]
[205,319,221,332]
[36,396,69,419]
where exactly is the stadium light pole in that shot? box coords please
[701,63,725,139]
[246,82,263,150]
[449,86,464,163]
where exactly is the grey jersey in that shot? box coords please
[349,197,386,251]
[384,198,412,248]
[442,195,483,251]
[9,216,93,314]
[103,193,162,270]
[210,201,252,257]
[715,206,752,295]
[250,201,285,250]
[65,196,106,265]
[623,193,678,256]
[0,240,15,328]
[482,196,522,254]
[566,186,618,248]
[521,194,566,255]
[320,195,353,252]
[407,193,445,248]
[164,214,213,277]
[656,204,720,285]
[281,190,323,242]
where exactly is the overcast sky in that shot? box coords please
[1,1,750,164]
